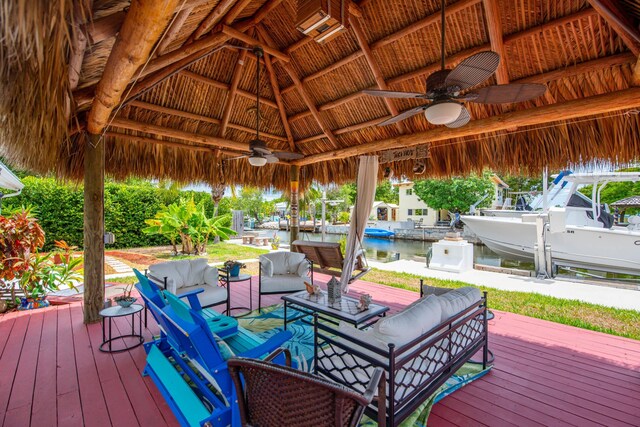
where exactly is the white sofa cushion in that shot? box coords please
[260,275,307,293]
[437,287,482,322]
[260,256,274,277]
[261,252,306,275]
[373,295,442,347]
[186,258,209,285]
[179,285,227,308]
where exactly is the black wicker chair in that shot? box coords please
[228,349,385,427]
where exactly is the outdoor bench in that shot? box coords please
[314,286,489,426]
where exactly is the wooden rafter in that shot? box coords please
[587,0,640,56]
[292,88,640,166]
[87,0,180,134]
[111,117,251,152]
[128,100,288,142]
[69,1,91,91]
[286,9,599,123]
[481,0,509,84]
[86,10,127,44]
[219,49,248,138]
[291,53,637,145]
[105,131,241,156]
[221,26,290,62]
[257,25,340,149]
[156,4,195,55]
[187,0,237,43]
[262,50,296,151]
[281,0,482,95]
[349,15,406,134]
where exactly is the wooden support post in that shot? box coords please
[83,133,104,324]
[290,165,300,244]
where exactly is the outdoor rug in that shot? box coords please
[238,303,492,427]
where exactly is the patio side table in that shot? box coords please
[99,304,144,353]
[219,268,253,317]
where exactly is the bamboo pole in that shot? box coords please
[293,88,640,165]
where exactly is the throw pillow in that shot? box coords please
[438,287,482,322]
[373,295,442,347]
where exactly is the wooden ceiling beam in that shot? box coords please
[180,69,279,109]
[293,88,640,166]
[187,0,237,43]
[221,25,290,62]
[481,0,509,84]
[128,100,288,142]
[285,9,601,123]
[292,53,638,145]
[257,25,340,149]
[105,131,234,155]
[587,0,640,56]
[219,49,248,138]
[69,1,91,91]
[156,4,195,55]
[350,16,406,134]
[87,0,180,134]
[86,10,127,44]
[110,117,251,152]
[263,52,296,151]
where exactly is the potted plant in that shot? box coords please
[114,282,137,308]
[271,233,280,250]
[223,260,246,277]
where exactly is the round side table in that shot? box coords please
[219,269,253,317]
[99,304,145,353]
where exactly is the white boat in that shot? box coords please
[463,172,640,276]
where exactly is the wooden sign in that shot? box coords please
[380,144,430,163]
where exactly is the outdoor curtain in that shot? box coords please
[341,156,378,291]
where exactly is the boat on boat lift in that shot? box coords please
[364,228,395,238]
[463,172,640,276]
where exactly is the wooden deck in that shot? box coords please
[1,274,639,427]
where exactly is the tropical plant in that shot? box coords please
[143,198,235,255]
[337,211,351,224]
[413,172,494,213]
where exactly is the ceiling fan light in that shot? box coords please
[248,154,268,167]
[424,101,462,125]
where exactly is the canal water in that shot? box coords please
[273,230,534,269]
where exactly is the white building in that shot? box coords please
[395,181,440,226]
[350,201,399,221]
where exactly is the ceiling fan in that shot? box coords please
[228,46,303,166]
[363,0,546,128]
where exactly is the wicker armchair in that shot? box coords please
[228,349,385,427]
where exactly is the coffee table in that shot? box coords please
[281,290,389,330]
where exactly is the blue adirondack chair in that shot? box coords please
[134,269,293,427]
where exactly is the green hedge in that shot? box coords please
[2,176,230,250]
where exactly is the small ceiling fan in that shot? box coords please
[228,46,303,166]
[363,0,546,128]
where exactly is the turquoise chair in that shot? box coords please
[135,270,293,427]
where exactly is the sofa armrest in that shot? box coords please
[176,288,204,311]
[260,256,273,277]
[203,266,219,287]
[148,273,178,295]
[296,258,311,278]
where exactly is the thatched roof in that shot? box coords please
[2,0,640,189]
[611,195,640,208]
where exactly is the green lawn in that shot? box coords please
[155,242,269,263]
[366,269,640,341]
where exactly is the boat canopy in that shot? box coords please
[562,172,640,185]
[0,159,24,196]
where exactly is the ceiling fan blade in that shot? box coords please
[363,89,427,99]
[378,105,428,126]
[445,106,471,128]
[273,151,304,160]
[250,139,271,155]
[451,92,479,102]
[472,83,547,104]
[445,51,500,90]
[226,155,247,161]
[265,154,279,163]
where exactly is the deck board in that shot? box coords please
[1,274,639,427]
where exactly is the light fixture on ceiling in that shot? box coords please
[248,153,268,167]
[424,101,462,125]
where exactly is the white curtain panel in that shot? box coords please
[341,155,378,291]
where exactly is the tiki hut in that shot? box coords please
[1,0,640,321]
[611,195,640,221]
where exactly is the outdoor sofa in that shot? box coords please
[314,284,489,426]
[258,251,312,310]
